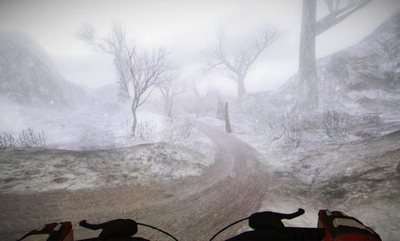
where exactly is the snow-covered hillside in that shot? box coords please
[270,10,400,116]
[215,11,400,240]
[0,31,90,108]
[0,7,399,241]
[0,88,216,194]
[0,30,218,195]
[0,31,57,72]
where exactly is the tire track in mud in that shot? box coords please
[0,123,271,240]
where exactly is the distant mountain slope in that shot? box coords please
[273,10,400,115]
[0,31,57,73]
[0,31,90,108]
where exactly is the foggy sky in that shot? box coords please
[1,0,399,93]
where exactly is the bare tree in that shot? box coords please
[298,0,371,109]
[76,24,172,136]
[158,73,186,118]
[204,28,281,99]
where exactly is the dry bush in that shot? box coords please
[162,114,196,143]
[0,133,17,148]
[1,129,47,148]
[18,128,47,147]
[281,112,302,148]
[136,121,156,141]
[177,115,195,139]
[322,110,348,138]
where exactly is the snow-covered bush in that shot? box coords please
[18,128,47,147]
[0,132,17,148]
[161,114,196,143]
[136,121,156,141]
[176,115,195,139]
[322,110,348,138]
[281,112,302,147]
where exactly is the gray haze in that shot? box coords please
[1,1,400,240]
[1,0,399,93]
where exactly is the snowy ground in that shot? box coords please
[0,100,216,193]
[1,98,399,240]
[0,142,214,193]
[227,109,400,241]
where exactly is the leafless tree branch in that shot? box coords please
[204,27,282,97]
[317,0,371,36]
[76,23,172,136]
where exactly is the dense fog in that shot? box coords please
[0,1,399,240]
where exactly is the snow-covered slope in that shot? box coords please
[272,10,400,115]
[0,31,90,108]
[0,31,57,72]
[0,141,214,193]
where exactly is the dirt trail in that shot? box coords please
[0,124,272,240]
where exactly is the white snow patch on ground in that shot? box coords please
[207,106,400,240]
[0,141,215,193]
[0,99,216,193]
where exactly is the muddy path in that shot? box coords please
[0,124,273,240]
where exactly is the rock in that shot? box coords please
[53,177,68,184]
[25,170,40,175]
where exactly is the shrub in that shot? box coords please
[136,121,156,141]
[161,114,196,143]
[177,115,195,139]
[18,128,47,147]
[281,112,302,147]
[322,110,348,138]
[0,132,17,148]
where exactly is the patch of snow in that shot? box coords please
[0,142,215,193]
[0,97,216,193]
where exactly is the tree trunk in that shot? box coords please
[237,75,246,99]
[131,104,138,137]
[225,102,232,133]
[167,101,173,118]
[164,98,172,118]
[298,0,318,110]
